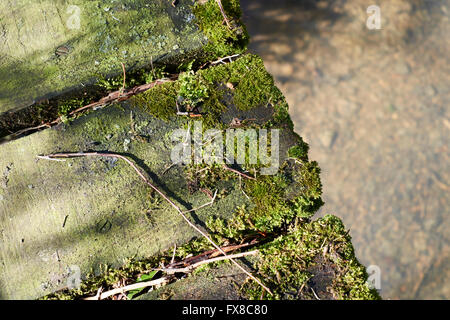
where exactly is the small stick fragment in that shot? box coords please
[36,155,66,162]
[62,215,69,228]
[211,54,240,65]
[162,162,178,175]
[171,244,177,264]
[120,62,126,93]
[215,0,231,29]
[222,164,256,180]
[92,287,103,300]
[311,287,321,300]
[84,277,169,300]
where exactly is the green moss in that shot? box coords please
[192,0,249,59]
[199,54,279,111]
[206,159,323,241]
[57,98,88,117]
[132,54,282,128]
[185,163,235,193]
[289,161,323,215]
[288,142,309,162]
[96,65,170,93]
[178,69,209,109]
[145,66,169,84]
[241,215,381,300]
[206,175,290,238]
[97,76,125,92]
[132,81,179,121]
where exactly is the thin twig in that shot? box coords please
[215,0,231,29]
[85,250,258,300]
[200,188,214,200]
[93,287,103,300]
[15,123,54,137]
[171,244,177,264]
[120,62,126,93]
[182,189,217,213]
[298,282,306,296]
[38,152,271,295]
[211,54,240,65]
[169,241,257,268]
[13,76,177,138]
[68,77,176,116]
[36,155,66,162]
[161,250,258,274]
[84,277,170,300]
[62,215,69,228]
[199,53,240,70]
[222,164,256,180]
[311,287,321,300]
[162,162,179,175]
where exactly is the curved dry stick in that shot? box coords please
[84,276,170,300]
[215,0,231,29]
[68,77,176,116]
[38,152,272,295]
[222,164,256,180]
[84,250,258,300]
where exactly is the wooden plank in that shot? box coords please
[0,0,206,113]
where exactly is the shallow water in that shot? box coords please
[241,0,449,299]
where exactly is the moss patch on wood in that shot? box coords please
[241,215,381,300]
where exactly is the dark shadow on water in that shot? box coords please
[241,0,346,57]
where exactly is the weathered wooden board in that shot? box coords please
[0,0,206,113]
[0,102,248,299]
